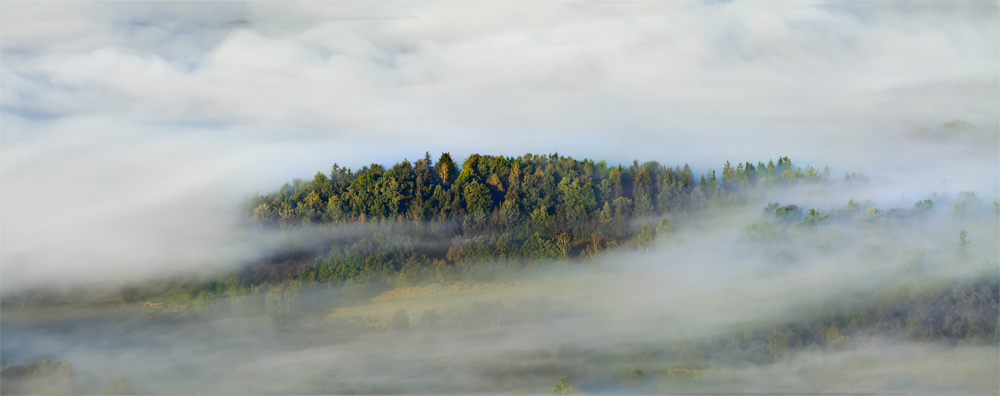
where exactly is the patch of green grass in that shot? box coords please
[150,287,190,302]
[328,275,596,330]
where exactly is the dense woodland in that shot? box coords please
[241,153,837,286]
[247,153,827,231]
[246,153,824,228]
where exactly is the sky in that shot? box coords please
[1,1,998,291]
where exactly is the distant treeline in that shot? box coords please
[242,153,833,286]
[247,153,827,230]
[715,261,1000,366]
[740,190,991,243]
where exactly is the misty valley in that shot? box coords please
[2,153,998,395]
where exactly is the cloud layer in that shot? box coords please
[2,1,998,290]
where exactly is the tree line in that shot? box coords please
[247,153,824,230]
[241,153,829,286]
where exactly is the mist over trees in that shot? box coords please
[240,153,834,286]
[2,152,997,395]
[222,152,998,348]
[3,1,996,393]
[247,153,822,230]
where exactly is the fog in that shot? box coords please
[2,184,997,393]
[2,1,999,394]
[2,1,998,290]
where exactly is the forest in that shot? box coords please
[237,153,836,286]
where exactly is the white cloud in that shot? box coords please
[1,1,997,290]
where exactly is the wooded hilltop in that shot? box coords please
[241,153,837,285]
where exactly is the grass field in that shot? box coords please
[328,274,598,330]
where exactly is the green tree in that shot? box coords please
[557,177,596,233]
[600,167,624,203]
[632,166,655,217]
[655,218,674,238]
[913,199,933,214]
[555,233,571,258]
[637,223,655,249]
[500,190,522,226]
[656,177,683,213]
[773,204,801,222]
[959,230,971,254]
[251,202,274,226]
[435,153,458,186]
[464,180,494,214]
[794,209,829,227]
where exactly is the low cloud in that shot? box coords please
[1,196,996,393]
[2,2,997,292]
